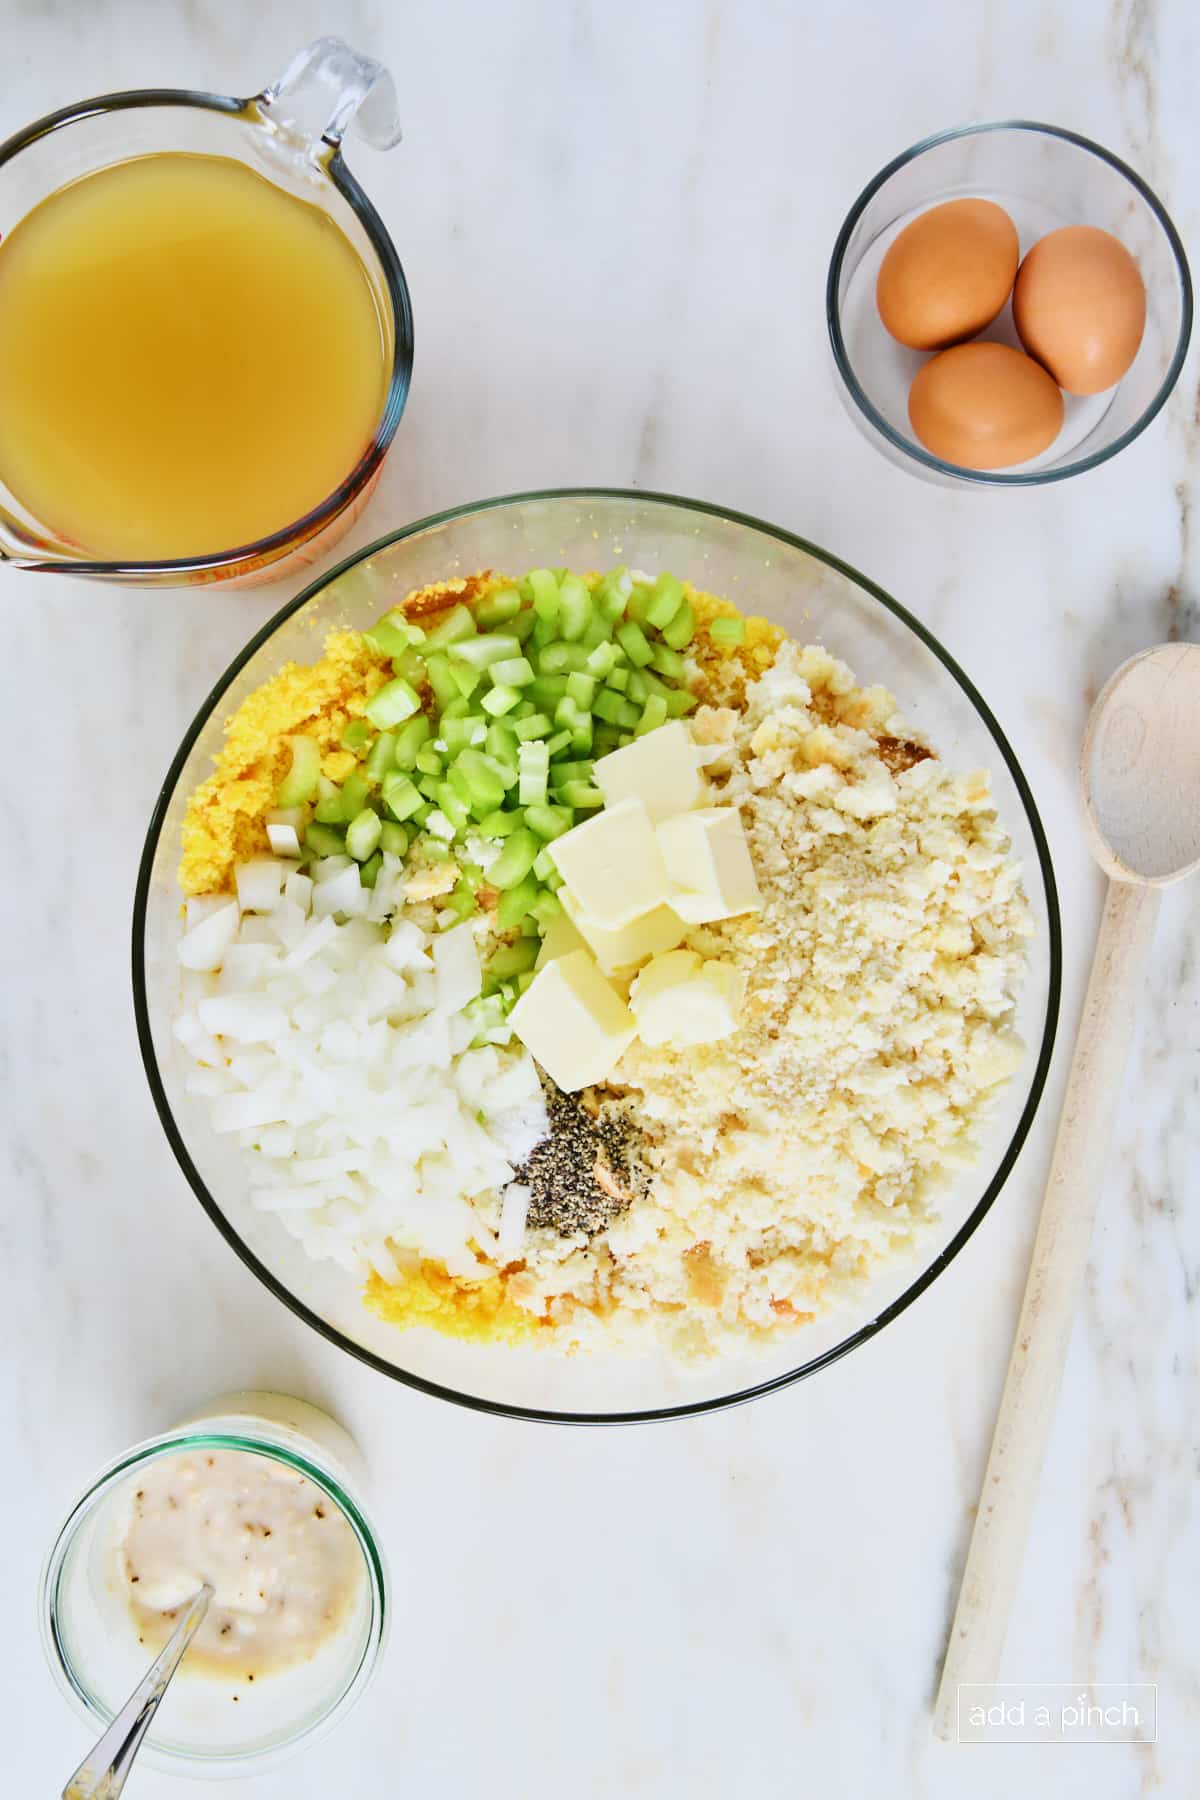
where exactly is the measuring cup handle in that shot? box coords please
[257,37,402,153]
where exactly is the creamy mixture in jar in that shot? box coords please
[117,1447,363,1680]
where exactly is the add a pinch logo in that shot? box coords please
[956,1684,1157,1744]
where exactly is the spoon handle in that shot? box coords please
[63,1583,214,1800]
[933,879,1161,1740]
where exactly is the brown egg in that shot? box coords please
[1013,225,1145,394]
[876,198,1019,350]
[908,342,1064,469]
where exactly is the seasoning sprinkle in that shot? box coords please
[517,1082,649,1238]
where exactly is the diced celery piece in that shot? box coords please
[544,729,573,758]
[531,846,558,882]
[489,656,535,687]
[649,642,688,681]
[606,664,631,693]
[487,829,540,889]
[596,566,633,621]
[448,661,482,699]
[514,972,537,995]
[488,939,540,979]
[537,641,588,675]
[664,687,698,715]
[484,720,519,760]
[662,597,696,649]
[277,735,321,807]
[440,695,471,721]
[497,876,540,932]
[530,614,556,650]
[517,740,550,807]
[365,676,421,730]
[346,807,382,861]
[585,642,617,679]
[510,608,537,644]
[415,745,444,777]
[580,614,610,651]
[528,569,561,617]
[558,575,593,643]
[478,807,524,837]
[566,671,597,707]
[637,667,672,701]
[442,716,481,755]
[709,614,746,646]
[525,802,573,840]
[593,688,628,726]
[340,771,371,819]
[435,781,471,834]
[529,889,563,924]
[417,772,442,802]
[529,674,569,708]
[413,802,434,827]
[475,587,522,628]
[359,851,383,888]
[448,632,521,668]
[363,609,422,657]
[424,654,459,710]
[553,695,589,733]
[380,822,409,856]
[304,820,346,857]
[381,771,424,821]
[557,781,604,808]
[456,749,507,815]
[364,731,396,782]
[447,879,477,920]
[616,621,654,667]
[391,647,426,685]
[626,667,649,705]
[644,573,685,629]
[593,723,621,757]
[512,710,553,741]
[635,695,670,735]
[340,719,373,755]
[422,604,476,650]
[549,759,595,785]
[481,683,521,718]
[626,584,651,623]
[393,715,431,768]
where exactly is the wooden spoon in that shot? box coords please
[934,641,1200,1739]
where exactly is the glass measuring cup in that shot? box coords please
[0,38,413,587]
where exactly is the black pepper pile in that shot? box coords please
[517,1082,649,1238]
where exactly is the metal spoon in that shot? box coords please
[935,640,1200,1736]
[62,1583,214,1799]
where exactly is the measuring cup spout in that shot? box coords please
[257,37,403,156]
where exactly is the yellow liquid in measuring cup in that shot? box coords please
[0,152,390,561]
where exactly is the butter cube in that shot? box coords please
[593,721,704,822]
[655,806,762,923]
[560,888,686,975]
[629,950,746,1047]
[509,949,636,1091]
[534,909,589,970]
[549,797,670,928]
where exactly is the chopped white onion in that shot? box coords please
[178,899,239,972]
[235,858,286,913]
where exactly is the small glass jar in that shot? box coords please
[39,1391,388,1779]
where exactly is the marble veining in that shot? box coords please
[1,1,1197,1795]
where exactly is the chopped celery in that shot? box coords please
[488,829,540,889]
[475,587,522,628]
[616,620,654,667]
[649,642,688,681]
[391,647,426,684]
[363,609,422,657]
[489,656,535,687]
[525,802,573,840]
[414,745,443,777]
[596,567,633,621]
[566,671,597,707]
[512,710,553,741]
[304,820,346,857]
[447,879,477,920]
[442,716,482,755]
[626,667,649,705]
[497,876,540,931]
[514,970,537,995]
[340,719,372,755]
[592,723,621,757]
[517,740,549,806]
[529,674,570,708]
[413,802,434,827]
[381,771,424,821]
[365,676,421,730]
[440,695,471,721]
[531,846,558,882]
[637,666,672,701]
[543,729,572,758]
[359,850,382,888]
[422,604,476,650]
[554,695,590,734]
[340,771,372,819]
[448,632,521,668]
[448,661,482,700]
[435,781,471,834]
[510,609,537,644]
[488,939,540,978]
[626,584,651,623]
[277,735,321,807]
[585,641,617,679]
[417,772,443,802]
[558,781,604,809]
[346,807,382,861]
[455,749,506,815]
[481,684,521,718]
[594,688,629,726]
[635,695,670,735]
[549,759,595,784]
[662,597,696,649]
[645,573,684,629]
[478,808,524,837]
[393,715,431,767]
[606,664,631,693]
[538,641,589,675]
[709,614,746,645]
[424,654,459,710]
[528,569,561,618]
[364,731,396,783]
[529,889,563,923]
[530,614,556,651]
[380,821,409,856]
[580,614,610,651]
[314,778,344,824]
[664,687,698,715]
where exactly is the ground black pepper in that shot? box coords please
[517,1081,649,1238]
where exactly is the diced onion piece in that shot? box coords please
[235,858,286,913]
[178,899,239,971]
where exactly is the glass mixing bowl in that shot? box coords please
[134,489,1061,1422]
[827,122,1193,487]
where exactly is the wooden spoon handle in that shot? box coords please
[933,878,1161,1739]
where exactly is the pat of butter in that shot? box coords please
[560,888,686,975]
[548,797,671,928]
[534,910,589,969]
[655,806,762,923]
[593,721,704,822]
[629,949,746,1047]
[509,949,636,1091]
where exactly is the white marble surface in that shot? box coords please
[3,1,1198,1794]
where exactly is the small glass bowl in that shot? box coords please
[827,121,1193,487]
[39,1393,388,1780]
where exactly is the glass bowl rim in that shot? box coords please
[0,85,414,577]
[131,484,1063,1425]
[825,118,1194,487]
[39,1422,389,1775]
